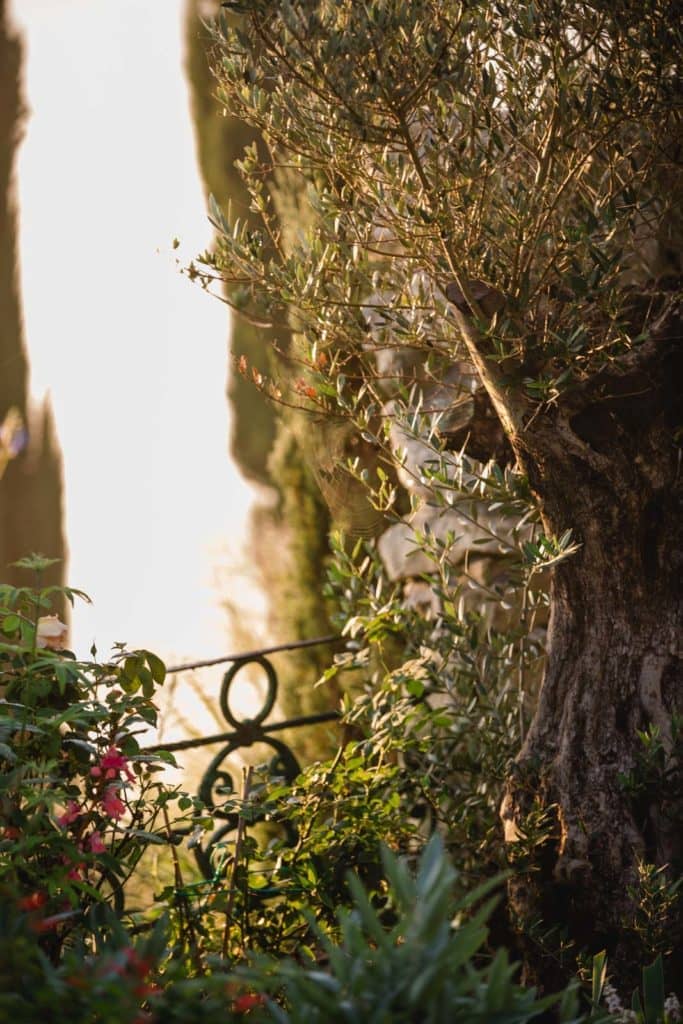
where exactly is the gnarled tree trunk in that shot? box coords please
[501,334,683,991]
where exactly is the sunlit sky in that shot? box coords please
[13,0,266,666]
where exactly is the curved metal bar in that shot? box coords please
[144,709,340,754]
[165,633,341,675]
[198,739,240,813]
[219,656,278,728]
[195,726,302,881]
[193,819,238,880]
[106,635,342,910]
[198,732,301,814]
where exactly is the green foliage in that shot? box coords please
[233,835,567,1023]
[0,566,205,961]
[0,827,576,1023]
[627,863,682,962]
[618,721,683,831]
[199,0,680,408]
[319,525,545,891]
[1,561,680,1017]
[589,950,682,1024]
[5,0,683,1012]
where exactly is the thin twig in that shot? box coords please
[162,803,204,976]
[222,765,254,960]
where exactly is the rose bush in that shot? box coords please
[0,555,205,957]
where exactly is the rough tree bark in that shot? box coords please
[500,328,683,990]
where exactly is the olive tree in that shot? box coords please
[195,0,682,989]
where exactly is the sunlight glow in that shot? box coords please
[13,0,265,663]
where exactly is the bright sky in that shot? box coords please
[13,0,266,668]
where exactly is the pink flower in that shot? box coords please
[87,830,106,854]
[67,862,85,881]
[101,787,126,820]
[57,800,81,828]
[91,746,135,783]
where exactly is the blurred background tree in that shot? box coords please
[0,0,65,596]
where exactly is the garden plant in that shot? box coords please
[1,0,682,1019]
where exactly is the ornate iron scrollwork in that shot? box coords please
[146,637,341,883]
[194,655,303,878]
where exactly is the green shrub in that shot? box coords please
[2,557,679,1020]
[0,556,205,961]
